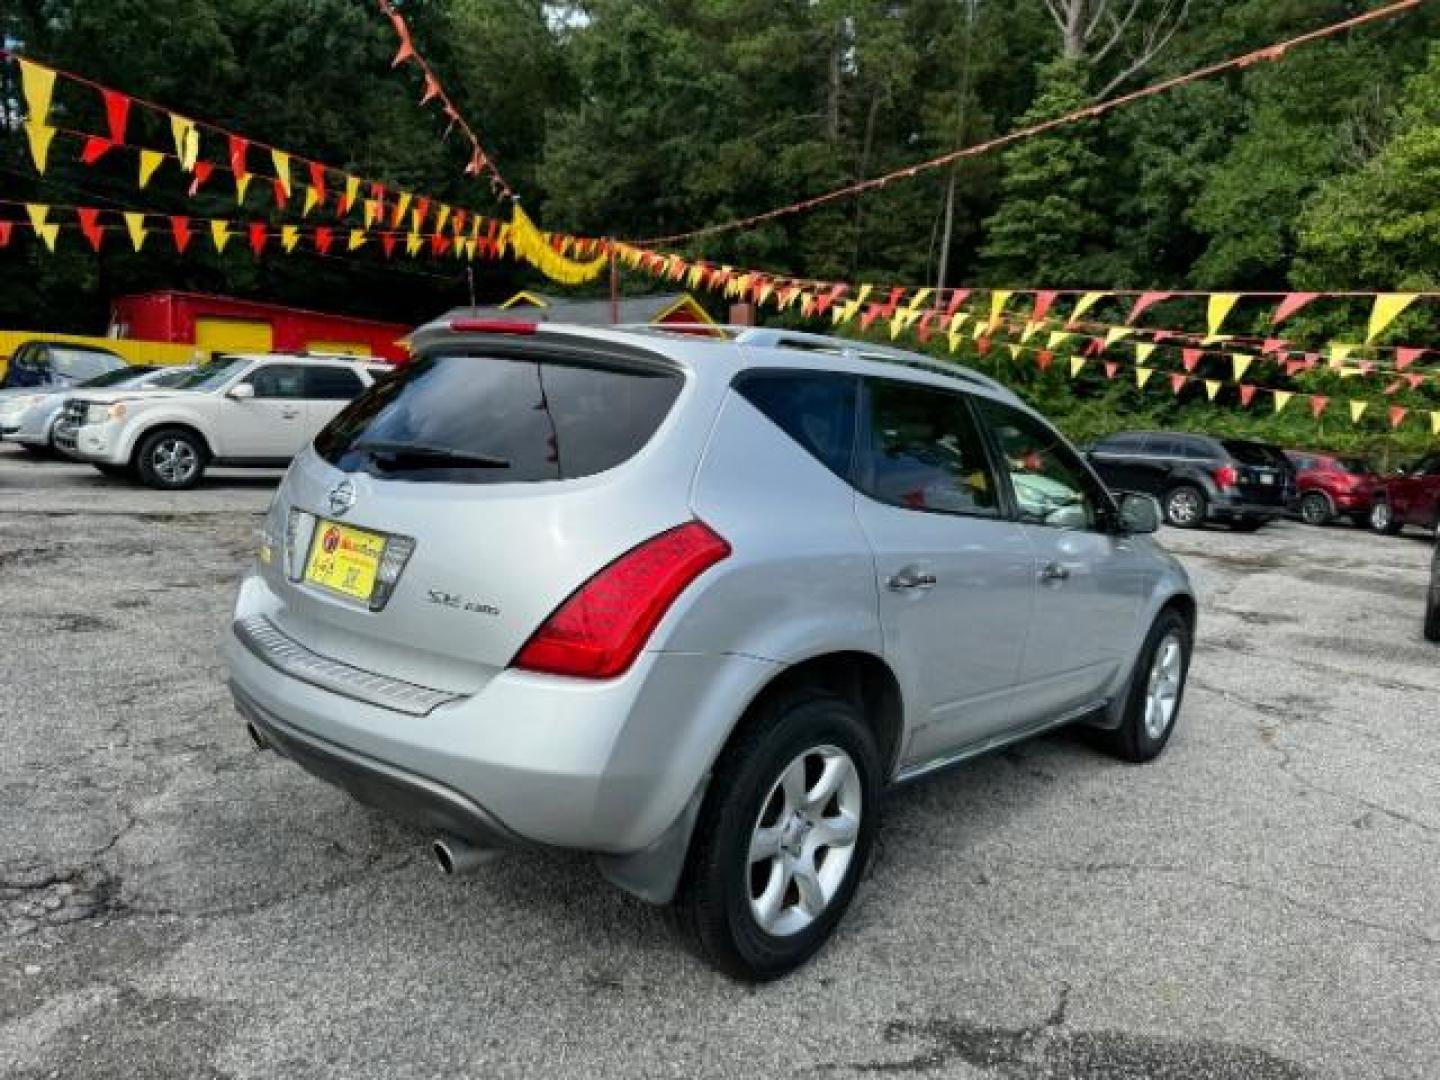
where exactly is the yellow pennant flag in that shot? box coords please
[1104,327,1133,349]
[1008,344,1023,361]
[342,175,361,214]
[1232,353,1254,382]
[170,115,200,171]
[1207,293,1242,338]
[947,331,963,354]
[972,320,988,341]
[434,204,451,234]
[1349,401,1368,424]
[888,316,907,341]
[406,232,424,257]
[25,204,58,252]
[280,225,300,253]
[906,288,933,313]
[235,173,253,205]
[988,290,1012,332]
[1338,367,1364,380]
[1136,366,1155,388]
[1021,321,1042,344]
[1134,342,1156,366]
[210,220,232,253]
[948,311,968,334]
[1273,391,1293,415]
[303,186,322,217]
[1329,343,1357,368]
[138,149,164,189]
[1367,293,1418,343]
[18,60,57,124]
[854,284,874,307]
[123,212,147,252]
[392,193,414,229]
[1047,331,1073,351]
[363,199,379,230]
[1431,411,1440,436]
[687,264,704,290]
[834,299,861,326]
[348,229,367,252]
[23,121,55,174]
[1069,356,1086,377]
[1069,292,1107,325]
[271,150,292,199]
[1205,380,1222,401]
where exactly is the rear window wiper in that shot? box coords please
[353,440,511,469]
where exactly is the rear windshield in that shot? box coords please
[1222,439,1286,467]
[314,352,684,484]
[1337,456,1373,475]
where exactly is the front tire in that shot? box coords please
[1102,609,1192,764]
[1369,499,1403,536]
[1163,484,1206,529]
[135,428,207,490]
[1299,491,1332,526]
[676,688,880,981]
[93,463,134,480]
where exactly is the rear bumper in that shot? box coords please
[1208,494,1288,521]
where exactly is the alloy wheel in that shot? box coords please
[747,745,862,938]
[1144,633,1184,741]
[1371,502,1392,532]
[1300,493,1330,526]
[152,438,198,485]
[1166,488,1202,527]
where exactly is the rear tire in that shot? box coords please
[675,688,880,981]
[135,427,207,490]
[1369,499,1403,536]
[1102,609,1192,764]
[18,442,50,457]
[1163,485,1206,529]
[1299,491,1332,526]
[1426,546,1440,644]
[1229,517,1266,533]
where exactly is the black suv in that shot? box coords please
[1087,431,1296,530]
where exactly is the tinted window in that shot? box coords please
[51,347,123,380]
[246,364,307,399]
[315,352,683,485]
[1223,439,1284,467]
[79,366,156,389]
[305,366,366,400]
[1416,454,1440,477]
[1148,437,1182,457]
[1337,456,1373,476]
[858,380,999,517]
[737,372,856,478]
[973,399,1104,530]
[1094,433,1145,454]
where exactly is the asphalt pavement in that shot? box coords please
[1,443,1436,1079]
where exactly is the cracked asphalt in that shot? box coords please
[1,442,1436,1079]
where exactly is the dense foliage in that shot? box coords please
[3,0,1440,452]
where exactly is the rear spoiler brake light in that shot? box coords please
[449,319,539,335]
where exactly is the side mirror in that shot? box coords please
[227,382,256,401]
[1117,492,1162,535]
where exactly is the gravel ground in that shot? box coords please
[1,443,1436,1080]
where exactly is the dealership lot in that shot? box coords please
[0,443,1435,1080]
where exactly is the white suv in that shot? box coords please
[57,354,389,488]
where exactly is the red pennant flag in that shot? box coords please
[1084,337,1105,357]
[1260,338,1289,356]
[101,90,131,145]
[170,216,192,253]
[1031,290,1058,323]
[1389,406,1408,430]
[1271,292,1319,326]
[0,222,12,248]
[420,73,441,105]
[859,304,881,332]
[1384,379,1404,396]
[1181,348,1203,373]
[1285,360,1305,377]
[1395,347,1425,371]
[915,312,934,344]
[248,221,268,258]
[430,233,451,257]
[943,288,969,320]
[381,232,397,258]
[228,135,249,178]
[1127,291,1172,324]
[308,161,327,207]
[451,210,467,237]
[77,208,104,251]
[1408,374,1425,390]
[389,11,416,66]
[881,287,905,318]
[188,160,214,196]
[1359,361,1375,376]
[314,227,333,255]
[1310,396,1329,419]
[1239,385,1257,408]
[80,137,115,165]
[1103,361,1118,379]
[271,178,289,210]
[1303,353,1320,370]
[1169,373,1187,395]
[976,337,992,356]
[817,284,847,315]
[1035,350,1054,371]
[1152,330,1176,345]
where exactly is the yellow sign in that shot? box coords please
[305,521,386,601]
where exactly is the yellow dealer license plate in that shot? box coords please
[305,519,386,601]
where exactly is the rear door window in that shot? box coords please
[857,380,999,517]
[736,371,857,478]
[315,352,683,484]
[305,366,366,400]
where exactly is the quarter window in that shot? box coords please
[972,399,1104,530]
[859,380,999,518]
[736,372,857,478]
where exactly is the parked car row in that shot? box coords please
[2,352,392,488]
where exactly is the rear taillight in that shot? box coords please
[512,521,732,680]
[1214,465,1238,490]
[448,318,538,335]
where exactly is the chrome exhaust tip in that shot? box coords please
[432,836,496,876]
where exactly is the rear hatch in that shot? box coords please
[262,337,704,690]
[1223,439,1295,507]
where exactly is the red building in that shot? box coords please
[110,291,412,362]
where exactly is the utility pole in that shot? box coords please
[609,247,620,325]
[935,0,981,310]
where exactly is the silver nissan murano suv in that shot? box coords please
[225,319,1195,980]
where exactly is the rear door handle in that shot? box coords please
[1040,562,1070,582]
[280,408,300,419]
[887,568,937,591]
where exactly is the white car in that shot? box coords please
[56,354,391,489]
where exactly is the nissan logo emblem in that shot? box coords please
[327,479,357,517]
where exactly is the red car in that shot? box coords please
[1368,451,1440,535]
[1285,450,1380,527]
